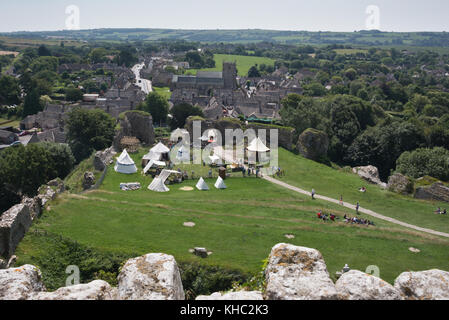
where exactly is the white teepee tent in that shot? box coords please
[148,170,179,192]
[214,176,227,189]
[114,149,138,174]
[196,177,210,191]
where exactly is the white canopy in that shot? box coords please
[196,177,210,191]
[143,150,162,161]
[199,129,220,141]
[143,160,166,174]
[214,177,227,189]
[170,128,189,142]
[148,170,180,192]
[247,137,270,153]
[150,142,170,154]
[115,149,138,174]
[209,154,221,164]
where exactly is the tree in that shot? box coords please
[0,142,75,211]
[65,108,116,162]
[89,48,108,64]
[396,147,449,181]
[170,103,204,130]
[248,66,261,78]
[65,88,84,102]
[346,119,427,179]
[137,92,169,125]
[30,56,59,74]
[0,75,21,105]
[38,45,52,57]
[22,89,43,117]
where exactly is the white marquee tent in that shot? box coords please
[247,137,270,153]
[143,159,167,175]
[114,149,138,174]
[150,142,170,154]
[170,128,190,142]
[196,177,210,191]
[148,170,180,192]
[214,177,227,189]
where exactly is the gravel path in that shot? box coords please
[263,175,449,238]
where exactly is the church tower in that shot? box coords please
[223,62,237,90]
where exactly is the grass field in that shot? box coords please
[15,148,449,289]
[0,117,21,128]
[277,149,449,234]
[152,86,172,100]
[187,54,276,77]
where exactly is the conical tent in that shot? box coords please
[115,149,138,174]
[148,170,179,192]
[196,177,210,191]
[214,176,227,189]
[150,142,170,154]
[247,137,270,153]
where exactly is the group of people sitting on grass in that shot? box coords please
[317,210,338,222]
[435,207,448,215]
[343,214,375,226]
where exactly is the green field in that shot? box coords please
[152,86,172,100]
[277,149,449,234]
[15,148,449,291]
[187,54,276,77]
[0,117,21,128]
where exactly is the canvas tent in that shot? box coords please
[209,154,221,165]
[114,149,138,174]
[199,129,220,142]
[143,159,166,174]
[214,176,227,189]
[150,142,170,154]
[247,137,270,164]
[170,128,189,142]
[143,142,170,166]
[247,137,270,153]
[148,170,180,192]
[196,177,210,191]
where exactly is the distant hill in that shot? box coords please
[1,28,449,47]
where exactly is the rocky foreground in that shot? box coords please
[1,243,448,300]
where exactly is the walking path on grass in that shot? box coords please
[263,175,449,238]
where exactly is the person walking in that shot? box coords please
[340,195,343,205]
[311,189,316,200]
[356,202,360,215]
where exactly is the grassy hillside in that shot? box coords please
[277,149,449,234]
[186,54,276,77]
[15,148,449,290]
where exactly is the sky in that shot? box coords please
[0,0,448,33]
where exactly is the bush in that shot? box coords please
[396,147,449,181]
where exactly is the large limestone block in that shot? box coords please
[0,265,46,300]
[336,270,402,300]
[265,243,338,300]
[33,280,117,300]
[117,253,185,300]
[394,269,449,300]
